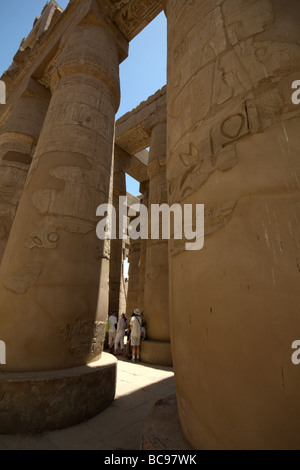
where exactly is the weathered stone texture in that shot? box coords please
[167,0,300,450]
[0,354,117,434]
[109,153,126,314]
[116,87,166,155]
[126,238,141,317]
[0,18,125,373]
[0,79,51,263]
[143,120,170,344]
[141,394,192,450]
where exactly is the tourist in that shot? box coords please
[125,319,132,359]
[114,313,127,356]
[130,308,142,362]
[108,311,117,353]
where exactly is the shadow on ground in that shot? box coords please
[0,357,175,450]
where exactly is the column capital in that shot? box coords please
[144,105,167,135]
[51,9,128,111]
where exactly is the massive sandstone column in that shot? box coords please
[109,152,126,315]
[126,237,141,317]
[0,79,50,263]
[167,0,300,449]
[138,180,149,310]
[0,16,128,433]
[142,117,172,366]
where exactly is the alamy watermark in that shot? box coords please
[292,80,300,105]
[0,340,6,365]
[292,341,300,365]
[96,197,205,251]
[0,80,6,105]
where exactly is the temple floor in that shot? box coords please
[0,357,175,450]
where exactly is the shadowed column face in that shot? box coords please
[144,121,169,342]
[138,180,149,310]
[0,80,50,264]
[126,238,141,317]
[167,0,300,450]
[0,20,123,372]
[109,154,126,315]
[140,120,172,367]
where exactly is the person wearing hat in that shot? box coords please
[130,308,142,362]
[114,313,127,356]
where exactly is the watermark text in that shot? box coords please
[0,340,6,365]
[292,340,300,365]
[96,197,204,251]
[291,80,300,105]
[0,80,6,105]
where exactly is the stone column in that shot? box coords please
[142,118,172,366]
[109,152,126,315]
[167,0,300,449]
[118,260,127,314]
[126,238,141,317]
[0,79,50,263]
[138,180,149,310]
[0,16,128,433]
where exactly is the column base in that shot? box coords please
[141,340,173,367]
[140,394,192,450]
[0,353,117,434]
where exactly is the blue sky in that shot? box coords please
[0,1,167,196]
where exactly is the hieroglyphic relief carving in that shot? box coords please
[210,102,251,156]
[170,200,237,257]
[179,143,199,168]
[57,317,106,358]
[222,0,274,46]
[169,5,227,95]
[25,223,60,250]
[168,0,300,156]
[31,165,110,236]
[113,0,162,41]
[2,262,43,294]
[33,81,116,168]
[168,101,260,204]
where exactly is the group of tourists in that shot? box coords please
[107,308,146,362]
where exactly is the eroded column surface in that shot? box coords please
[126,238,141,317]
[138,180,149,310]
[0,19,125,373]
[167,0,300,450]
[109,152,126,314]
[142,120,172,366]
[0,79,50,263]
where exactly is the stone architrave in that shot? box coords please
[142,115,172,367]
[167,0,300,450]
[0,11,128,433]
[0,79,50,264]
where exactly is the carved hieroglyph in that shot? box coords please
[0,79,51,264]
[167,0,300,450]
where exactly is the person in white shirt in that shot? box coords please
[114,313,127,356]
[108,312,117,353]
[130,308,142,362]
